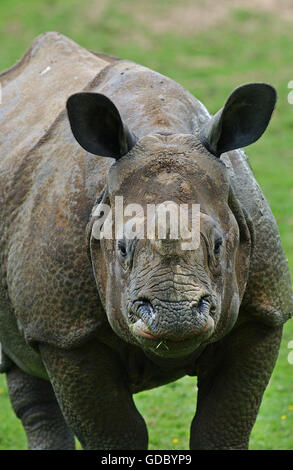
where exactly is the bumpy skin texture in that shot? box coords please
[6,364,75,450]
[0,33,292,450]
[39,340,148,450]
[190,322,283,449]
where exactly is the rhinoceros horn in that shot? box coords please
[67,92,137,159]
[199,83,276,157]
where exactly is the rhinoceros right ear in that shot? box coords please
[199,83,276,157]
[66,92,137,159]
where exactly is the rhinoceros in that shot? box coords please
[0,32,292,450]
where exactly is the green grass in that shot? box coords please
[0,378,25,449]
[0,0,293,450]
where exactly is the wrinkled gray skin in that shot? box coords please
[0,33,292,450]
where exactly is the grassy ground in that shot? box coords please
[0,0,292,450]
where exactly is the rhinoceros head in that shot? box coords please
[67,83,276,358]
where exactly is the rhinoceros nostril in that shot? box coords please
[128,299,158,340]
[129,299,155,324]
[193,296,211,317]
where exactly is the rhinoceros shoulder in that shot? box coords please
[220,149,293,326]
[0,33,118,352]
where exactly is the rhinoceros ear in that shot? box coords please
[199,83,276,157]
[66,92,137,159]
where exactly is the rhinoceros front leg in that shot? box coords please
[39,339,148,450]
[190,321,282,450]
[6,363,75,449]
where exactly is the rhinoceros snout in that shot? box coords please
[128,296,215,343]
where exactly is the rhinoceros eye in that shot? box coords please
[214,238,223,256]
[117,239,127,257]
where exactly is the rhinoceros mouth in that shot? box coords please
[127,297,215,352]
[130,317,215,359]
[131,319,159,340]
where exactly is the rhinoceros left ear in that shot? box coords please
[199,83,277,157]
[66,92,137,159]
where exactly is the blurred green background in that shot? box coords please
[0,0,292,450]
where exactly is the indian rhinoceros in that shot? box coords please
[0,32,292,450]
